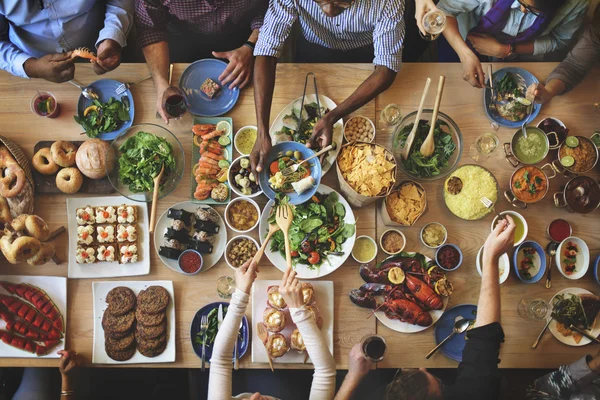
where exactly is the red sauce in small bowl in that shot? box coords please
[179,250,202,274]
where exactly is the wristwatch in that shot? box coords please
[505,43,517,60]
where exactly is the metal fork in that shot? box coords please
[480,197,494,209]
[281,144,332,176]
[115,74,153,95]
[234,319,243,370]
[200,314,208,371]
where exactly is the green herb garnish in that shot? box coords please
[74,97,130,138]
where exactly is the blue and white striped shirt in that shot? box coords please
[255,0,405,72]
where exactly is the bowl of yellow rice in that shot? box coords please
[443,165,498,220]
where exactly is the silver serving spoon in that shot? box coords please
[68,80,98,100]
[426,318,471,359]
[545,241,558,289]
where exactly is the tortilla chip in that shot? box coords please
[337,143,396,197]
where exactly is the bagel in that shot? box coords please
[32,148,59,175]
[11,214,50,241]
[51,141,77,167]
[27,243,55,266]
[0,163,26,198]
[56,168,83,194]
[1,235,41,263]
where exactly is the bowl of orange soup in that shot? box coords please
[504,165,555,209]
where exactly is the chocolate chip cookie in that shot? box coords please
[137,286,170,315]
[106,287,136,316]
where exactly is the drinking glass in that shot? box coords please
[469,132,499,162]
[360,334,387,362]
[419,10,447,41]
[216,276,236,299]
[30,91,60,118]
[517,298,549,321]
[378,103,402,132]
[162,86,189,123]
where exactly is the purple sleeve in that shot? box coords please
[250,1,269,32]
[134,0,169,48]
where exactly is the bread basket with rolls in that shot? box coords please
[0,135,34,223]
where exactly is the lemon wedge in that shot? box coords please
[216,120,231,136]
[434,278,454,296]
[216,168,228,182]
[83,105,98,117]
[388,267,405,285]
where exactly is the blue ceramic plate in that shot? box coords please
[433,304,477,362]
[76,79,135,141]
[190,302,249,363]
[258,142,322,205]
[483,67,540,128]
[180,59,240,117]
[513,240,546,283]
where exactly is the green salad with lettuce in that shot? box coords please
[268,192,355,269]
[74,97,130,138]
[118,131,175,193]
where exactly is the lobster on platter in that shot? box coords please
[349,254,453,327]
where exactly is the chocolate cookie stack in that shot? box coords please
[135,286,169,358]
[102,287,137,361]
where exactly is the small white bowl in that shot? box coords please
[234,125,258,156]
[225,235,259,270]
[556,236,590,280]
[491,211,528,247]
[228,155,263,198]
[420,222,447,249]
[476,245,510,284]
[352,235,378,263]
[380,229,406,255]
[343,116,376,143]
[224,197,261,233]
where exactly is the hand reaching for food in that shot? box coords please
[58,349,79,376]
[483,215,516,265]
[279,268,304,309]
[235,258,259,295]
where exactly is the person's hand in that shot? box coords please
[528,82,555,105]
[483,215,516,264]
[459,49,485,88]
[249,129,272,177]
[235,258,259,294]
[415,0,439,35]
[155,85,182,124]
[58,350,78,377]
[347,342,372,381]
[307,114,334,150]
[93,39,122,75]
[23,53,75,83]
[249,393,270,400]
[213,45,254,89]
[467,33,508,59]
[279,268,304,309]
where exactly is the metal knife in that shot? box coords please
[569,324,600,345]
[217,304,224,330]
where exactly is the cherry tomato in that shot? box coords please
[308,251,320,265]
[291,250,299,257]
[300,241,313,253]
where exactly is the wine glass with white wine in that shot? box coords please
[420,10,447,41]
[469,132,499,162]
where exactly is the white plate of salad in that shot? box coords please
[258,184,356,279]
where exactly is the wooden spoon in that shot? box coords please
[401,77,431,160]
[256,322,274,372]
[275,204,294,271]
[420,75,446,158]
[149,164,165,234]
[252,223,280,266]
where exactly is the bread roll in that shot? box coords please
[76,139,115,179]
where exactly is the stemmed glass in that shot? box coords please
[419,10,447,41]
[469,132,499,162]
[518,298,549,321]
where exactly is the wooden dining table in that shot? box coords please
[0,62,598,370]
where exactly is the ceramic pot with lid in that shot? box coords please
[504,127,559,167]
[553,175,600,214]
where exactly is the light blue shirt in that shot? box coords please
[255,0,405,72]
[437,0,588,56]
[0,0,134,78]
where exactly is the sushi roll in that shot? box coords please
[117,224,137,243]
[77,225,94,245]
[291,176,315,195]
[159,247,183,260]
[95,206,117,224]
[119,244,138,264]
[164,227,191,244]
[167,208,195,226]
[76,207,95,225]
[190,240,213,254]
[76,246,96,264]
[194,220,219,234]
[96,225,115,243]
[163,239,186,251]
[196,207,220,224]
[170,218,190,232]
[117,205,137,224]
[97,245,116,262]
[192,231,216,244]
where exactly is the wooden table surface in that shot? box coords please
[0,62,598,370]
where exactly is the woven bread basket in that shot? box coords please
[0,134,34,187]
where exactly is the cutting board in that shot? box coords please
[33,141,115,194]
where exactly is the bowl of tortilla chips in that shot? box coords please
[381,181,427,226]
[336,141,397,207]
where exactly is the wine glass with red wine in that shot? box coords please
[360,334,387,362]
[162,86,189,120]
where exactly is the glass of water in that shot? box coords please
[378,103,402,132]
[469,132,499,162]
[216,276,236,299]
[518,298,549,321]
[420,10,447,41]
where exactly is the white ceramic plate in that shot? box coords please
[269,94,343,175]
[476,246,511,284]
[251,280,333,364]
[153,202,226,273]
[556,237,590,280]
[258,184,356,279]
[374,254,449,333]
[548,287,598,347]
[92,280,176,364]
[0,275,67,358]
[66,197,150,279]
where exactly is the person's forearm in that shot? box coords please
[475,258,501,327]
[442,17,473,59]
[61,375,74,395]
[326,66,396,124]
[248,29,259,44]
[253,56,278,138]
[544,79,567,98]
[142,41,170,90]
[334,374,363,400]
[514,42,534,56]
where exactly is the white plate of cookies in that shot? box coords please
[66,196,149,279]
